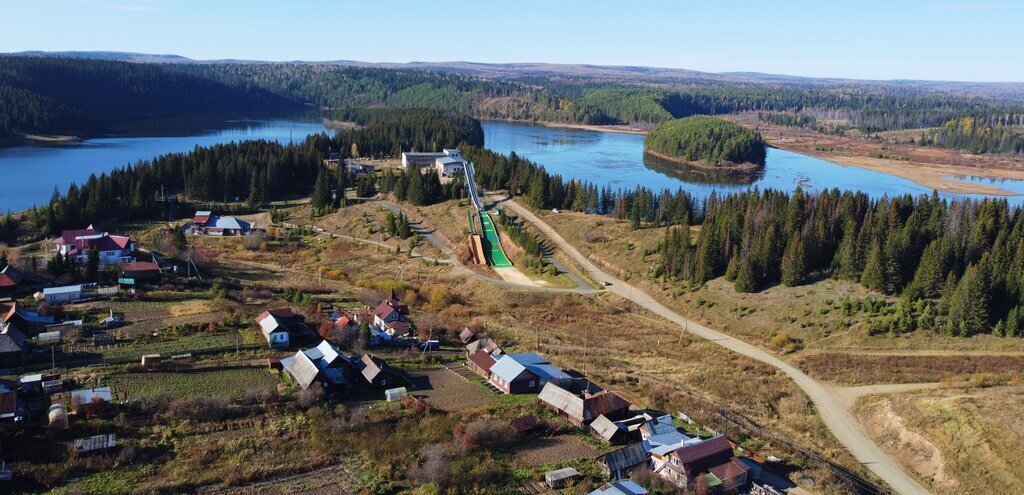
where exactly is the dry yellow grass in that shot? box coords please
[854,387,1024,495]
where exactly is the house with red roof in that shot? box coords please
[54,225,134,266]
[369,289,414,343]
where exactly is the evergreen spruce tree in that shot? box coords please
[781,234,808,287]
[734,255,757,293]
[311,168,331,213]
[946,259,991,336]
[860,242,887,292]
[85,247,100,281]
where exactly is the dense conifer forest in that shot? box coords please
[644,116,767,167]
[468,144,1024,338]
[0,56,298,138]
[28,109,483,233]
[5,56,1024,157]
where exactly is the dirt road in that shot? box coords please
[498,197,932,495]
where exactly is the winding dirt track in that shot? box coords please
[497,197,932,495]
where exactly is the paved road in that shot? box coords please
[498,197,931,495]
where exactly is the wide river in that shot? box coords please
[1,114,1022,212]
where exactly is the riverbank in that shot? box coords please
[535,117,1024,197]
[0,132,82,147]
[725,112,1024,197]
[642,149,763,174]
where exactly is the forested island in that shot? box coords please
[643,116,767,171]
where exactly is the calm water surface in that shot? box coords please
[481,121,1024,205]
[0,113,333,212]
[1,115,1021,213]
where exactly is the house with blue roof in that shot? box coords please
[187,211,252,236]
[488,352,572,394]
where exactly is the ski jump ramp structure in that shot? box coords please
[465,162,513,268]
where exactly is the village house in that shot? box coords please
[118,261,161,282]
[589,481,649,495]
[54,225,134,265]
[358,353,399,389]
[0,301,54,337]
[0,324,27,368]
[254,308,316,349]
[465,336,501,357]
[467,351,497,379]
[0,266,48,297]
[488,353,572,395]
[537,381,632,427]
[370,290,413,343]
[597,441,652,479]
[590,413,648,445]
[0,381,23,426]
[650,435,750,491]
[458,326,478,344]
[280,340,353,394]
[186,211,252,236]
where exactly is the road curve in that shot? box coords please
[498,197,931,495]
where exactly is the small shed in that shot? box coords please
[141,353,162,368]
[545,467,581,489]
[74,433,117,455]
[48,404,69,430]
[510,414,541,436]
[385,387,408,402]
[36,331,62,345]
[43,285,83,303]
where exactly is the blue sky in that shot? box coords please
[1,0,1021,82]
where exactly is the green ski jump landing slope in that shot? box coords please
[478,211,513,268]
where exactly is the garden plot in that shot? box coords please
[510,435,601,468]
[407,368,497,411]
[108,367,278,400]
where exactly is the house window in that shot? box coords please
[528,380,536,388]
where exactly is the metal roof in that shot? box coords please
[43,285,82,295]
[590,414,624,442]
[490,354,541,383]
[598,441,651,471]
[641,414,678,438]
[590,481,649,495]
[281,351,321,390]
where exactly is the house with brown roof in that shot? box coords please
[119,261,160,281]
[651,435,749,491]
[464,337,502,357]
[0,266,47,296]
[538,381,632,427]
[54,225,134,265]
[0,301,55,337]
[467,351,497,378]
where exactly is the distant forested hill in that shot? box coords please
[4,55,1024,156]
[645,116,766,167]
[0,56,298,139]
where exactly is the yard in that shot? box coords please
[407,367,498,411]
[107,367,279,400]
[510,434,602,468]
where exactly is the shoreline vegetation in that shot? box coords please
[643,116,767,172]
[642,148,762,173]
[528,119,1024,198]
